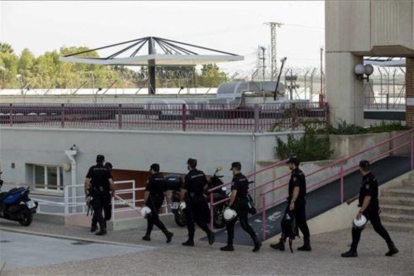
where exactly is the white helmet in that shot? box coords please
[224,207,237,222]
[141,206,152,218]
[353,214,367,229]
[179,201,186,211]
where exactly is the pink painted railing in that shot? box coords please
[260,129,414,240]
[0,103,329,133]
[207,158,289,229]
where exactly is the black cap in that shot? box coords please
[286,157,300,167]
[187,158,197,169]
[230,162,241,171]
[105,162,113,170]
[96,155,105,164]
[150,163,160,173]
[359,160,370,171]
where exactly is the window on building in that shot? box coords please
[33,165,63,191]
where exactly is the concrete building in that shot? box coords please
[0,126,300,201]
[325,0,414,126]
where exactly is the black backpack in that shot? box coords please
[281,211,299,253]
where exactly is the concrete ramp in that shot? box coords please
[206,155,410,245]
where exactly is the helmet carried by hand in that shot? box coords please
[141,206,152,218]
[224,207,237,222]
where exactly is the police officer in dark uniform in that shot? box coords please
[180,158,215,247]
[342,160,399,258]
[270,157,311,251]
[84,155,114,236]
[142,163,174,243]
[90,162,113,232]
[220,162,262,252]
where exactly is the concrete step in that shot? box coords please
[409,171,414,181]
[380,204,414,216]
[381,222,414,232]
[402,179,414,188]
[381,212,414,224]
[381,188,414,198]
[380,196,414,207]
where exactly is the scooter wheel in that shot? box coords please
[18,205,33,226]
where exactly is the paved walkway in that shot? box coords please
[0,231,151,271]
[0,220,413,275]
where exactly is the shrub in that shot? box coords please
[368,121,409,133]
[275,124,334,162]
[316,120,409,135]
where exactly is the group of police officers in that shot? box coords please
[84,155,399,257]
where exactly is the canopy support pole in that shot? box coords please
[148,37,156,95]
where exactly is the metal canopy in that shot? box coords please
[364,57,406,67]
[60,36,244,94]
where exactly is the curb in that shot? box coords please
[0,226,154,250]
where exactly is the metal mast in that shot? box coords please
[265,22,283,81]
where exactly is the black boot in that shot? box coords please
[142,235,151,241]
[385,242,399,257]
[90,223,98,233]
[252,236,262,253]
[163,230,174,244]
[220,245,235,252]
[270,238,285,251]
[341,249,358,258]
[207,230,215,245]
[182,239,195,247]
[297,240,312,252]
[95,222,107,236]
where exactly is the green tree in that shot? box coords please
[0,49,19,88]
[199,64,227,87]
[0,43,14,54]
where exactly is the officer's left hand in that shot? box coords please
[356,212,362,220]
[289,201,295,211]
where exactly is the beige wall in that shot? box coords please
[325,52,365,125]
[325,1,371,54]
[326,0,414,56]
[371,0,414,54]
[325,0,414,125]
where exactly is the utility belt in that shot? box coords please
[92,186,110,195]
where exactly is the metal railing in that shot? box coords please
[365,94,406,110]
[207,158,290,229]
[259,129,414,240]
[18,180,169,221]
[0,103,329,133]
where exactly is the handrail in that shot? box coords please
[261,129,414,197]
[261,140,411,209]
[208,158,289,193]
[260,129,414,241]
[250,172,291,193]
[208,158,289,228]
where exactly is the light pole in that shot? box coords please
[274,57,287,101]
